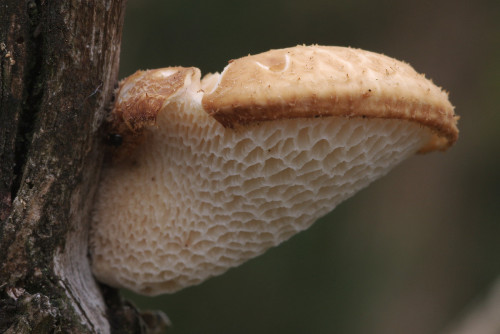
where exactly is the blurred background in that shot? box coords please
[119,0,500,333]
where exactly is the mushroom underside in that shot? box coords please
[91,100,432,295]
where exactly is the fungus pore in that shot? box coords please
[90,45,458,295]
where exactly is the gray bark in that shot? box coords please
[0,1,158,333]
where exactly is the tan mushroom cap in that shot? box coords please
[203,45,457,152]
[90,45,458,295]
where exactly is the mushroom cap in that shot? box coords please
[91,45,458,295]
[203,45,457,152]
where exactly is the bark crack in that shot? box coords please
[11,0,44,199]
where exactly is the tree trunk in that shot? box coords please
[0,1,156,333]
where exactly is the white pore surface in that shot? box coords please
[91,97,431,295]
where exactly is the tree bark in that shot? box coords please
[0,1,155,333]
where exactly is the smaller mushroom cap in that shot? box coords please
[91,45,458,295]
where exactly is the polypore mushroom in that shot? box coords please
[90,45,458,296]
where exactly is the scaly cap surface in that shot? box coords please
[203,45,457,152]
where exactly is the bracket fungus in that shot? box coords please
[90,45,458,296]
